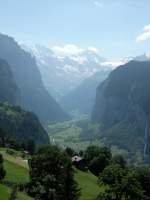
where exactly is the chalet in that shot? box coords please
[72,155,87,171]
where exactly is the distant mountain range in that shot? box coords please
[24,45,150,116]
[23,44,112,100]
[61,70,111,114]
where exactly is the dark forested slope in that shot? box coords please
[0,102,49,144]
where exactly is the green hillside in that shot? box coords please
[0,148,29,183]
[0,148,101,200]
[75,169,100,200]
[0,148,31,200]
[0,184,33,200]
[4,160,29,183]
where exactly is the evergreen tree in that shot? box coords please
[97,164,147,200]
[9,185,18,200]
[0,153,6,180]
[89,146,112,176]
[26,139,35,155]
[28,145,80,200]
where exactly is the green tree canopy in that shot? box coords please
[0,153,6,181]
[28,145,80,200]
[98,164,147,200]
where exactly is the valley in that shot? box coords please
[1,2,150,199]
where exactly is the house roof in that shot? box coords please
[72,155,83,162]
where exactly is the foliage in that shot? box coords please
[84,146,112,175]
[26,139,35,155]
[9,185,18,200]
[0,153,6,180]
[84,145,102,164]
[136,167,150,198]
[65,147,76,157]
[28,145,80,200]
[0,102,49,145]
[0,127,36,156]
[98,163,149,200]
[111,154,126,168]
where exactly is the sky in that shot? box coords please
[1,0,150,60]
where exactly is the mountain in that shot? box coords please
[0,59,19,105]
[134,54,150,62]
[61,70,111,114]
[23,44,110,101]
[0,33,69,124]
[92,61,150,155]
[0,102,49,144]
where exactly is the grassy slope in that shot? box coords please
[75,169,100,200]
[0,184,32,200]
[0,148,31,200]
[0,148,29,183]
[4,160,29,183]
[0,148,101,200]
[0,148,29,168]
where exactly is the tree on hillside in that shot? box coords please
[111,154,126,168]
[88,147,112,176]
[9,185,17,200]
[26,139,35,155]
[0,153,6,180]
[65,147,76,157]
[136,167,150,199]
[97,164,147,200]
[84,145,102,164]
[28,145,80,200]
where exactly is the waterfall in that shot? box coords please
[144,125,148,157]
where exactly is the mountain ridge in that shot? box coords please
[0,33,69,124]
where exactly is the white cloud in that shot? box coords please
[136,24,150,42]
[94,1,103,8]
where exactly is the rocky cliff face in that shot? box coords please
[0,33,69,124]
[0,59,20,105]
[92,61,150,155]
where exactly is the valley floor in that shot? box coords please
[75,169,100,200]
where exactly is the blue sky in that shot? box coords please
[0,0,150,60]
